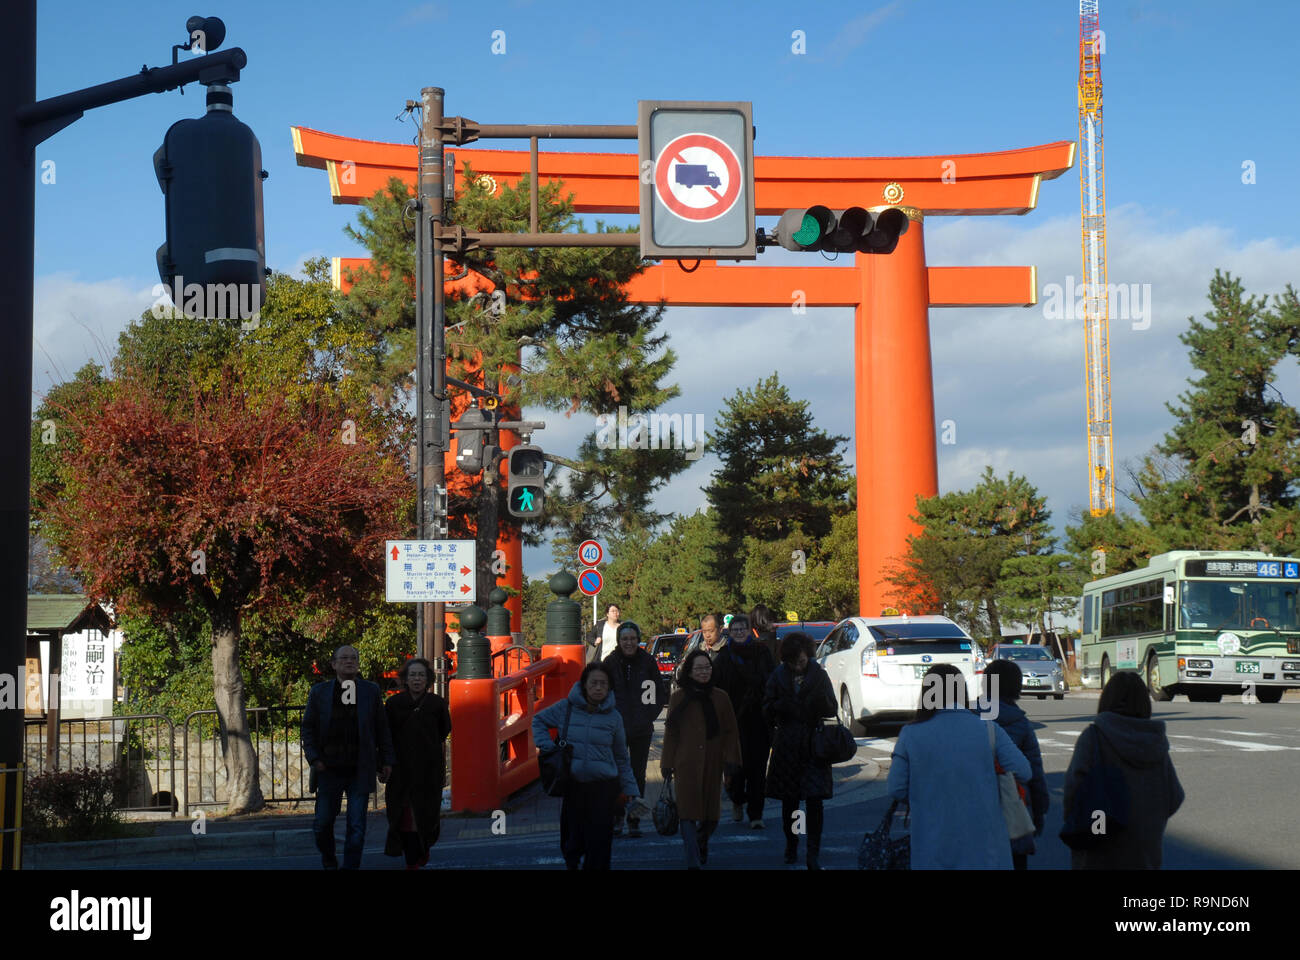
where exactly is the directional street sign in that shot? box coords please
[577,567,604,597]
[638,100,755,260]
[385,540,476,603]
[578,539,604,566]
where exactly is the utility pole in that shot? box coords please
[1,6,250,870]
[416,87,449,688]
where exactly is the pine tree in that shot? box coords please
[1131,272,1300,552]
[705,374,852,595]
[885,468,1054,641]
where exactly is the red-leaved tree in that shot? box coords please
[42,367,410,813]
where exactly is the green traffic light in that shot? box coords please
[792,213,821,247]
[516,488,537,511]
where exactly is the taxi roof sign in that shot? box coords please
[638,100,756,261]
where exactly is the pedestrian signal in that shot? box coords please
[506,446,546,518]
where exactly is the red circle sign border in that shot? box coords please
[578,539,604,566]
[578,568,604,596]
[654,133,743,223]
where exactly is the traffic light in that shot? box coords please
[454,406,496,475]
[155,84,266,320]
[506,445,546,518]
[772,205,908,254]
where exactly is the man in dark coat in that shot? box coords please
[602,621,666,837]
[764,632,836,869]
[383,657,452,868]
[713,614,776,827]
[302,645,395,870]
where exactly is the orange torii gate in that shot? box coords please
[293,126,1074,617]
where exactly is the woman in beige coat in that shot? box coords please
[660,649,742,869]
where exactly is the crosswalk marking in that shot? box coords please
[1168,734,1300,752]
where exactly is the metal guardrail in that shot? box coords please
[181,705,380,817]
[22,714,177,815]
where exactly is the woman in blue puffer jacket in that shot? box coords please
[532,663,641,870]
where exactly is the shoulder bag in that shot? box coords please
[858,798,910,869]
[653,773,679,836]
[1059,725,1130,849]
[811,717,858,765]
[537,702,574,797]
[988,721,1035,841]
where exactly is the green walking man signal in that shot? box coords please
[506,445,546,518]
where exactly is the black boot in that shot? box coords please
[807,836,822,870]
[784,837,798,865]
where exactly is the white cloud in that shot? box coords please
[32,272,156,400]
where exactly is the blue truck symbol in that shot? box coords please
[674,163,721,188]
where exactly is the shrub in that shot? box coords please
[22,766,124,843]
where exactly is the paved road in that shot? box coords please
[105,693,1300,870]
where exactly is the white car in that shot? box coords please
[815,615,986,730]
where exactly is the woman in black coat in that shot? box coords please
[763,632,837,869]
[383,658,452,869]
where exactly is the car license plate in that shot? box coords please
[913,665,929,678]
[1024,678,1040,686]
[1235,661,1261,675]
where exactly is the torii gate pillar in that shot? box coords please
[856,210,935,614]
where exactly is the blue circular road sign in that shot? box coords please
[578,568,604,597]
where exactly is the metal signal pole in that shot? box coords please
[416,87,449,690]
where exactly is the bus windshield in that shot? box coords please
[1180,579,1300,631]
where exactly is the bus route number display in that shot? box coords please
[1184,559,1300,578]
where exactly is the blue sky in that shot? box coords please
[31,0,1300,582]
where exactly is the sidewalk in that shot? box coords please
[24,736,894,868]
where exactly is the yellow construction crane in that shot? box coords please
[1079,1,1114,516]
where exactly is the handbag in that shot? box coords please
[858,798,910,869]
[1059,724,1129,850]
[988,721,1035,841]
[653,773,679,837]
[811,717,858,765]
[537,702,574,797]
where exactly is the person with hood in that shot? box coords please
[764,632,837,869]
[887,663,1031,869]
[532,662,641,870]
[660,649,742,868]
[1064,671,1185,869]
[713,612,776,827]
[602,621,666,837]
[978,659,1048,869]
[383,657,452,870]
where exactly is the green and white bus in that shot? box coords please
[1079,550,1300,703]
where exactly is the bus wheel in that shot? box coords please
[1257,687,1284,704]
[1099,657,1111,688]
[1146,652,1174,702]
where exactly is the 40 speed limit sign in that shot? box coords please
[578,539,604,566]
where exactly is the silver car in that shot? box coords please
[989,644,1068,700]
